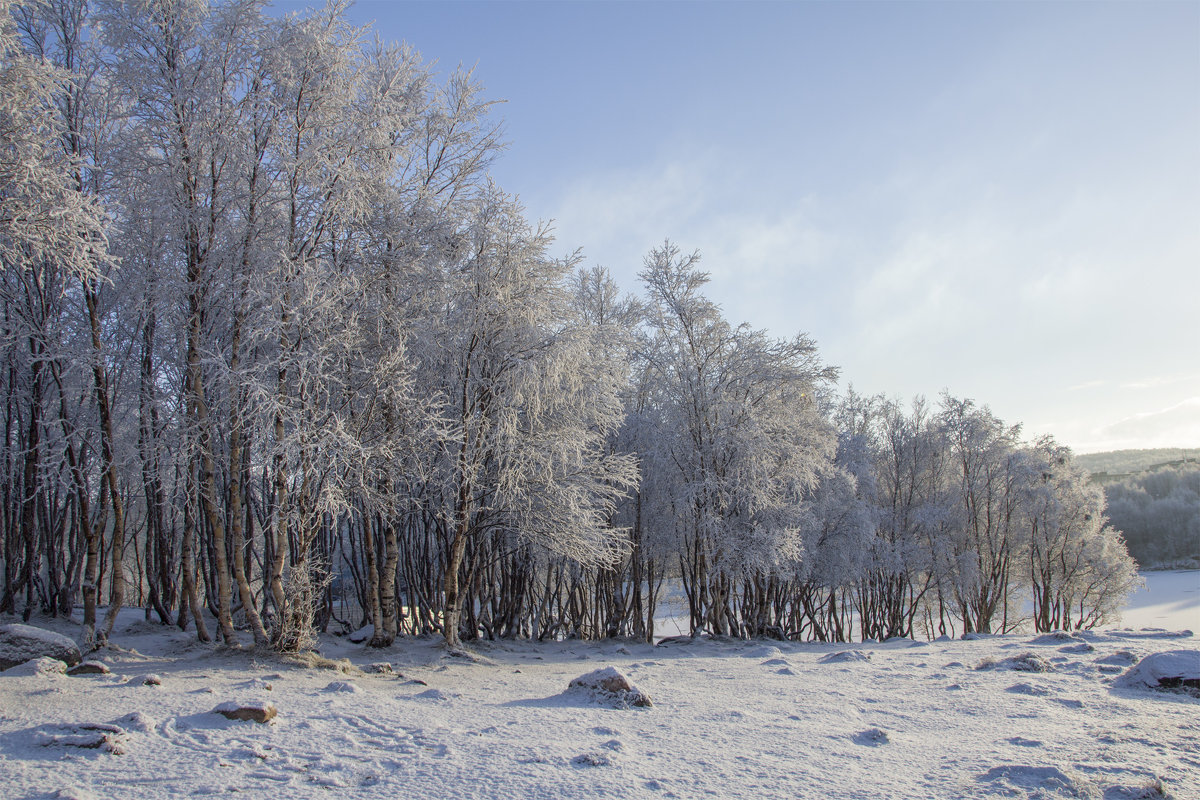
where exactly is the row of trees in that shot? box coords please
[1104,465,1200,569]
[0,0,1139,651]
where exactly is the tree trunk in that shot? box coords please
[380,519,400,642]
[442,524,469,650]
[89,288,127,643]
[178,465,211,643]
[363,514,385,646]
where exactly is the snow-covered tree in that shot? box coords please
[1022,437,1140,631]
[939,394,1026,634]
[420,189,637,648]
[638,241,838,636]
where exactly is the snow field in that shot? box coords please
[1120,570,1200,631]
[1,616,1197,800]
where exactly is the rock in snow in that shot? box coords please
[213,701,277,724]
[4,656,68,676]
[569,666,652,708]
[819,650,871,664]
[977,765,1090,797]
[976,652,1052,673]
[347,624,374,644]
[1115,650,1200,696]
[0,623,82,670]
[1029,631,1085,646]
[571,751,614,767]
[34,722,128,755]
[322,680,361,693]
[67,660,111,676]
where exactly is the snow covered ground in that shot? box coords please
[1119,570,1200,632]
[1,573,1197,800]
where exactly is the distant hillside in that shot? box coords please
[1075,448,1199,483]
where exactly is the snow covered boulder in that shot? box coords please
[977,765,1091,797]
[819,650,871,664]
[976,652,1052,673]
[0,623,81,670]
[1029,631,1084,646]
[34,722,128,755]
[213,701,277,724]
[322,680,361,693]
[1114,650,1200,697]
[347,624,373,644]
[569,666,652,708]
[5,655,69,676]
[572,751,615,767]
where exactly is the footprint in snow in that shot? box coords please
[852,728,889,746]
[977,764,1090,797]
[572,751,614,767]
[1006,683,1050,697]
[1007,736,1043,747]
[227,743,270,761]
[106,711,155,733]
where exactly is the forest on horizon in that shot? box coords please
[1075,448,1198,480]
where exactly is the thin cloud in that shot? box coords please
[1099,397,1200,448]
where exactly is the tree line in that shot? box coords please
[1104,465,1200,570]
[0,0,1140,651]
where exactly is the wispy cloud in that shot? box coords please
[1119,374,1195,391]
[1093,397,1200,450]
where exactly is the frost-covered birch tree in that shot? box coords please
[1022,437,1139,631]
[638,242,838,637]
[421,190,636,648]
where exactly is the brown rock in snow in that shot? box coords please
[214,701,277,723]
[569,667,653,708]
[67,660,111,676]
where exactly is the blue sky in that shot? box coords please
[274,0,1200,454]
